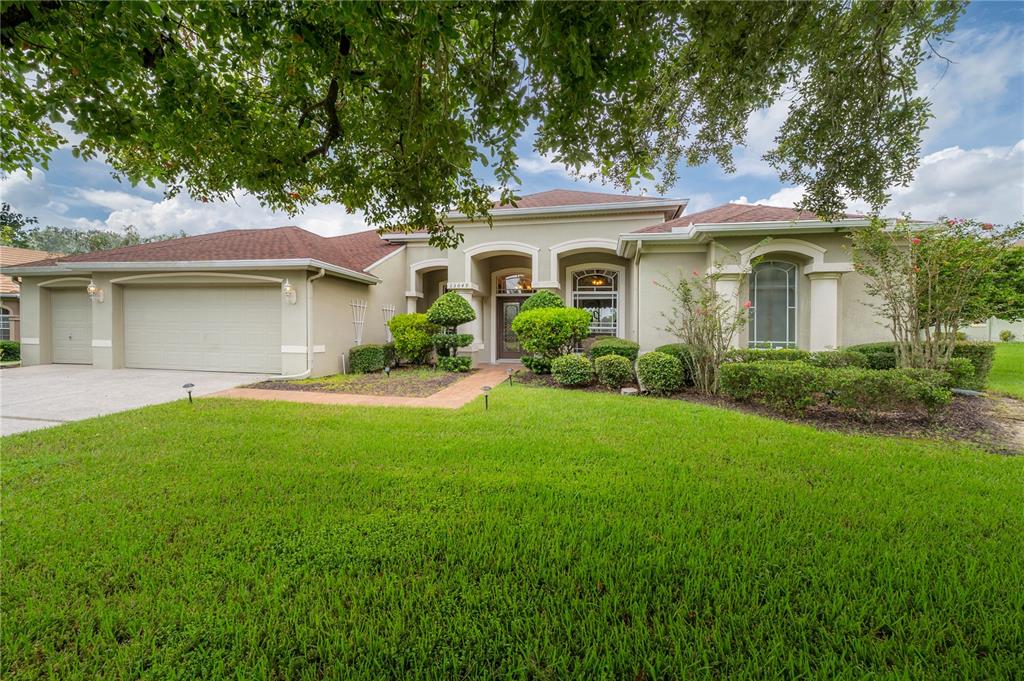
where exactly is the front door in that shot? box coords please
[496,297,528,359]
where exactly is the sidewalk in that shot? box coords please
[211,364,515,409]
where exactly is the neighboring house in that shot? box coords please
[4,189,891,377]
[0,246,62,343]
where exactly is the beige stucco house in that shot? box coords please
[2,189,891,377]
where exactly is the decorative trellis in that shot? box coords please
[382,305,397,342]
[350,300,367,345]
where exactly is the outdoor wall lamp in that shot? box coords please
[282,279,297,305]
[86,280,104,303]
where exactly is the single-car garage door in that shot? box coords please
[51,289,92,364]
[124,286,282,373]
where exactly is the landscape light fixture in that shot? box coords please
[182,382,195,404]
[481,385,492,410]
[384,365,391,378]
[85,280,104,303]
[282,279,297,304]
[507,368,515,386]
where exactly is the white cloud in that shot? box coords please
[735,140,1024,224]
[732,99,789,178]
[0,168,369,237]
[683,192,716,214]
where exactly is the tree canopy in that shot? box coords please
[0,202,186,253]
[1,1,965,247]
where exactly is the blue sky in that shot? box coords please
[1,1,1022,237]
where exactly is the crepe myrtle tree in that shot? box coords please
[849,216,1024,370]
[1,1,965,248]
[426,291,476,371]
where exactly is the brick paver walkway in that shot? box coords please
[211,364,517,409]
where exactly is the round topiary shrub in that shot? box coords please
[520,290,565,313]
[654,343,693,385]
[511,307,592,374]
[388,313,439,365]
[636,351,683,395]
[426,291,477,369]
[551,354,594,387]
[594,354,634,389]
[588,337,639,361]
[349,344,387,373]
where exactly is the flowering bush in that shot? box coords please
[849,216,1023,370]
[658,264,750,394]
[594,354,634,389]
[551,354,594,387]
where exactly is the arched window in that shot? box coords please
[749,262,797,348]
[0,306,10,341]
[496,272,533,295]
[572,269,618,335]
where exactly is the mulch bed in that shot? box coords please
[515,371,1020,454]
[248,368,470,398]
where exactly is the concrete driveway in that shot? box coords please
[1,365,271,436]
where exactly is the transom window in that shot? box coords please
[0,306,10,341]
[748,261,797,348]
[496,273,534,296]
[572,269,618,336]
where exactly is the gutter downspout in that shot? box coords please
[271,267,326,381]
[633,243,642,345]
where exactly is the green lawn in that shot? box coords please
[3,387,1023,678]
[989,342,1024,398]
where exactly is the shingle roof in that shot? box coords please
[633,203,865,233]
[6,227,401,274]
[494,188,656,209]
[0,246,63,294]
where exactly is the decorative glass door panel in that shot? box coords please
[498,299,525,358]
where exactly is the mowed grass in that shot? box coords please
[3,387,1023,678]
[989,342,1024,399]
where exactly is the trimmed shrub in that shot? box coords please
[437,356,472,372]
[636,351,683,395]
[725,348,811,363]
[945,357,975,389]
[519,290,565,313]
[588,337,639,361]
[807,350,868,369]
[721,361,954,416]
[951,342,994,390]
[846,341,995,389]
[748,361,822,413]
[0,340,20,361]
[433,333,474,356]
[512,307,592,374]
[426,291,476,329]
[349,344,387,373]
[388,313,439,365]
[521,356,552,374]
[594,354,634,389]
[551,354,594,387]
[655,343,694,385]
[1000,329,1016,342]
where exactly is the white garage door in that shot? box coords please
[51,289,92,364]
[124,286,282,373]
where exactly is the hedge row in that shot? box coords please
[720,360,953,416]
[846,341,995,389]
[0,340,20,361]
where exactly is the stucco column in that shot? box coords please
[808,272,841,350]
[715,273,743,349]
[406,296,419,314]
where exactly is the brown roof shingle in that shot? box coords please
[0,246,63,294]
[634,203,865,233]
[6,227,401,275]
[494,188,656,209]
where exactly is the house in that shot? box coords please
[2,189,890,377]
[0,246,62,343]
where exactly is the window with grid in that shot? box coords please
[748,261,797,348]
[572,270,618,336]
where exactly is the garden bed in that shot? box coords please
[516,371,1019,454]
[248,367,469,398]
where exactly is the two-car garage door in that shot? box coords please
[124,286,281,373]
